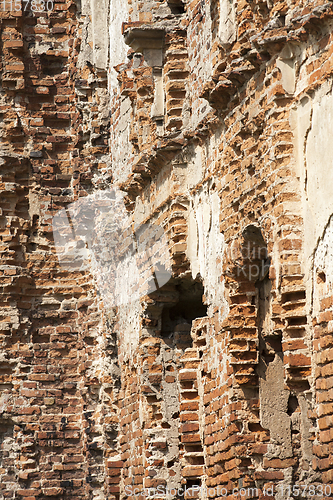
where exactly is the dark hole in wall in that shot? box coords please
[265,338,282,353]
[279,15,286,26]
[317,271,326,284]
[44,119,71,129]
[161,278,207,338]
[186,479,202,490]
[261,346,283,366]
[147,395,159,403]
[285,328,305,339]
[168,0,185,14]
[287,394,299,416]
[287,316,307,326]
[248,422,266,432]
[185,444,202,452]
[170,4,185,14]
[105,423,118,448]
[282,290,306,303]
[41,56,66,76]
[74,0,82,15]
[287,378,310,392]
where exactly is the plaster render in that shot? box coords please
[109,0,129,89]
[305,87,333,250]
[291,82,333,285]
[188,190,226,311]
[313,217,333,313]
[219,0,236,45]
[259,355,292,458]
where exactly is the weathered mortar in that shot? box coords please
[1,0,333,498]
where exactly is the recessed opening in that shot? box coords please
[264,338,282,353]
[317,271,326,284]
[285,328,306,338]
[0,419,14,465]
[279,15,286,26]
[287,379,310,392]
[184,444,202,452]
[282,291,306,303]
[261,350,275,365]
[248,422,265,432]
[180,381,194,389]
[187,456,204,465]
[161,278,207,337]
[287,394,299,416]
[182,392,199,400]
[168,0,185,14]
[186,479,202,490]
[40,56,66,76]
[287,316,307,326]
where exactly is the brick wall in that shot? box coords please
[0,2,117,499]
[1,0,333,499]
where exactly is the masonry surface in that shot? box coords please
[1,0,333,499]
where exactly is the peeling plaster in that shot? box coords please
[187,190,226,312]
[259,355,292,459]
[290,81,333,279]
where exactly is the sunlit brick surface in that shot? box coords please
[1,0,333,499]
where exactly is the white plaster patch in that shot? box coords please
[118,300,141,361]
[187,190,226,311]
[78,0,110,69]
[109,0,129,88]
[290,82,333,282]
[187,144,204,188]
[92,0,109,69]
[305,85,333,250]
[276,44,301,95]
[219,0,236,45]
[313,216,333,315]
[276,58,296,94]
[111,96,133,184]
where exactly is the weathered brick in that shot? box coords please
[1,0,333,497]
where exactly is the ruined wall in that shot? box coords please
[1,0,333,499]
[0,1,119,498]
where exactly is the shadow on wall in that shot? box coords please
[161,277,207,341]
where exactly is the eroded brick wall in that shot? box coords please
[1,0,333,499]
[0,1,118,498]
